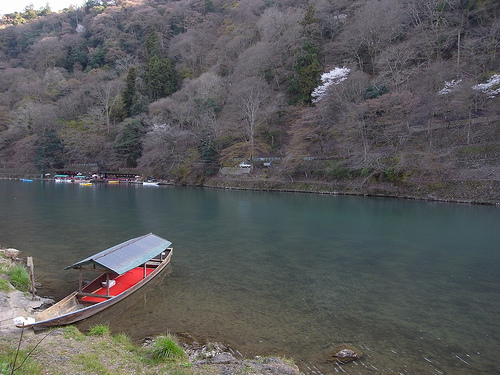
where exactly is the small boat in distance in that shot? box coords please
[15,233,173,329]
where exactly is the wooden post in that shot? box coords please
[106,273,110,296]
[27,257,37,300]
[79,268,83,292]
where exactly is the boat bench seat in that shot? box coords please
[79,267,154,304]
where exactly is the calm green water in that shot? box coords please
[1,179,499,375]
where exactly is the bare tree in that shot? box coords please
[12,102,58,135]
[91,77,124,133]
[28,36,66,72]
[341,0,407,75]
[231,78,274,166]
[139,123,195,175]
[377,42,422,92]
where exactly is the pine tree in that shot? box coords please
[122,66,137,117]
[114,119,144,167]
[143,27,176,101]
[144,27,161,61]
[288,5,322,105]
[145,56,176,101]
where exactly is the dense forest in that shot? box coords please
[1,0,500,202]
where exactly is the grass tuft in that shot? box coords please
[87,324,110,336]
[7,265,30,292]
[150,334,185,362]
[0,278,12,292]
[112,332,132,346]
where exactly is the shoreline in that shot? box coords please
[199,176,500,206]
[3,176,499,205]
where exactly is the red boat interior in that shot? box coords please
[80,267,154,303]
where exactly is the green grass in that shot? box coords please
[62,325,85,341]
[0,278,11,292]
[7,265,31,292]
[0,345,42,375]
[150,334,186,362]
[112,333,134,349]
[73,353,112,375]
[87,324,110,336]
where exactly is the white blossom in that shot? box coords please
[312,67,350,103]
[473,74,500,98]
[438,74,500,98]
[438,79,462,95]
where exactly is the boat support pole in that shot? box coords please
[106,273,110,296]
[79,268,83,292]
[78,267,83,293]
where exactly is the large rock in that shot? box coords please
[2,248,20,259]
[0,290,54,335]
[327,343,363,364]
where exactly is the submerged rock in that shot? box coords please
[2,248,20,259]
[327,343,363,364]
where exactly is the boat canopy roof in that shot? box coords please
[65,233,171,275]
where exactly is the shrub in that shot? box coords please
[151,334,185,362]
[7,265,30,292]
[326,163,353,180]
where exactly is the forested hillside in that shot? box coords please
[1,0,500,202]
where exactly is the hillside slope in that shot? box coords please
[1,0,499,202]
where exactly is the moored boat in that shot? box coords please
[14,233,173,329]
[54,174,72,182]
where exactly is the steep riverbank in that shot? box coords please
[200,175,500,205]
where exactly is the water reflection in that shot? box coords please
[1,180,499,375]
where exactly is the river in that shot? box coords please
[0,179,499,375]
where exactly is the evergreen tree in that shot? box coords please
[145,56,176,101]
[122,66,137,117]
[34,132,65,172]
[114,119,144,167]
[144,27,161,60]
[288,5,322,105]
[143,27,176,101]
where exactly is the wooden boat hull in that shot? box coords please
[20,249,172,329]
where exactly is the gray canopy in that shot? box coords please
[65,233,172,275]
